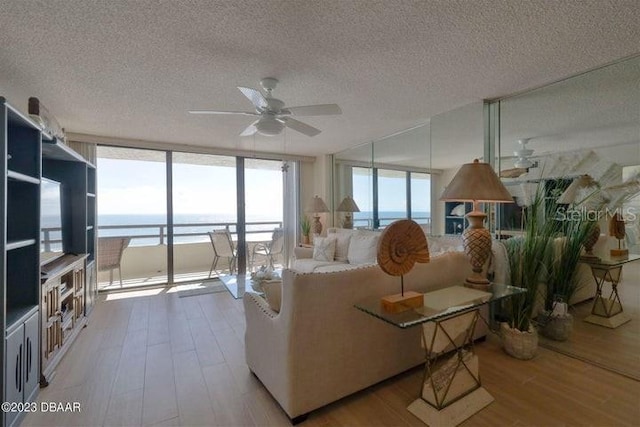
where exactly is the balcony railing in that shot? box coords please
[41,220,284,250]
[353,216,431,230]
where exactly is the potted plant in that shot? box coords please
[501,188,555,359]
[300,215,311,245]
[539,217,597,341]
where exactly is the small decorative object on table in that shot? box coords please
[250,266,280,292]
[609,213,628,259]
[377,219,429,313]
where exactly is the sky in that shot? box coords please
[352,170,431,214]
[97,157,284,220]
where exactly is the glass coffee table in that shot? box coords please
[355,284,525,426]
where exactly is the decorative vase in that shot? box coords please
[539,312,573,341]
[582,222,600,259]
[462,212,492,288]
[501,322,538,360]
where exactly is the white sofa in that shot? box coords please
[292,227,464,273]
[243,236,505,421]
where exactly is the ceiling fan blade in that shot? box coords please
[281,117,321,137]
[240,120,259,137]
[286,104,342,116]
[237,86,268,110]
[189,110,258,116]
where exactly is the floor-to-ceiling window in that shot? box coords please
[172,153,237,282]
[97,147,168,289]
[244,158,284,271]
[352,166,373,228]
[377,169,408,228]
[96,146,294,288]
[410,172,431,230]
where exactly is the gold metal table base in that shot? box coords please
[584,265,631,329]
[408,309,493,426]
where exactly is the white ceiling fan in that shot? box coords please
[189,77,342,137]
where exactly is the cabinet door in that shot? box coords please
[5,326,23,427]
[23,312,40,401]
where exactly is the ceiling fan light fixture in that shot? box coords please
[513,138,534,169]
[255,116,284,136]
[514,158,534,169]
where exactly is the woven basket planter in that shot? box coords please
[539,312,573,341]
[501,322,538,360]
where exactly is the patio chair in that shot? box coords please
[208,230,237,277]
[251,228,284,270]
[98,237,131,287]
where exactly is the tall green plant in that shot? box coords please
[504,187,555,331]
[544,218,597,311]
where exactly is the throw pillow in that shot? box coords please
[263,281,282,313]
[347,234,379,265]
[313,236,336,262]
[333,233,352,262]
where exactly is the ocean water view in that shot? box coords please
[97,213,283,246]
[95,211,430,246]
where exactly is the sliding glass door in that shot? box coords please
[96,146,293,288]
[244,159,284,272]
[172,153,237,282]
[96,147,168,289]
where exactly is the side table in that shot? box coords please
[355,284,525,426]
[581,254,640,328]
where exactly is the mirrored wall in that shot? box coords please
[494,55,640,379]
[333,101,486,237]
[333,123,433,231]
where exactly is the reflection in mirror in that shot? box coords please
[496,56,640,379]
[333,124,432,231]
[333,143,373,229]
[430,102,484,236]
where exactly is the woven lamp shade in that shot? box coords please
[440,160,513,203]
[336,196,360,212]
[306,196,329,213]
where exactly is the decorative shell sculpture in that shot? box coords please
[377,220,430,276]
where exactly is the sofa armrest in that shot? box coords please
[243,290,292,413]
[294,246,313,259]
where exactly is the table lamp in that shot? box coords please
[336,196,360,229]
[440,159,514,289]
[307,195,329,235]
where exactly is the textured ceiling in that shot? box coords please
[0,0,639,158]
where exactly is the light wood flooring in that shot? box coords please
[23,286,640,427]
[538,262,640,380]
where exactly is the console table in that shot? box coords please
[355,284,524,427]
[581,254,640,328]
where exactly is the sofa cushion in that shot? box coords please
[332,233,352,262]
[348,233,379,265]
[313,236,336,261]
[262,281,282,312]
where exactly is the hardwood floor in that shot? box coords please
[538,262,640,380]
[22,286,640,427]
